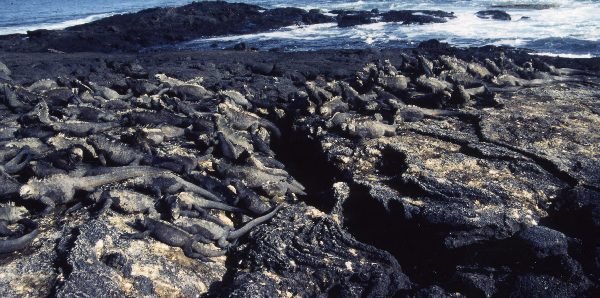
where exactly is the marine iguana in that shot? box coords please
[175,204,283,248]
[230,180,272,215]
[127,217,225,261]
[215,115,255,158]
[91,189,158,217]
[216,131,244,161]
[0,203,27,223]
[47,146,84,171]
[0,221,39,254]
[127,171,224,202]
[19,166,163,214]
[218,102,282,138]
[0,168,22,198]
[49,120,118,137]
[1,145,34,174]
[87,135,145,166]
[216,161,306,197]
[166,192,248,220]
[23,101,118,136]
[0,203,28,236]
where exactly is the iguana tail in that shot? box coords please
[187,193,247,213]
[0,229,39,254]
[77,166,166,190]
[227,204,282,240]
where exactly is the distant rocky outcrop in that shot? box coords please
[336,9,456,27]
[0,1,335,53]
[476,10,512,21]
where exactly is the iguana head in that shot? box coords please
[19,178,46,200]
[19,184,37,200]
[20,174,71,202]
[11,205,28,219]
[0,202,28,220]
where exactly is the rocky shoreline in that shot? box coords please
[1,2,600,297]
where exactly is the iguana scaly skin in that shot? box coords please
[177,204,283,248]
[128,217,225,261]
[20,166,163,213]
[0,203,28,236]
[0,219,38,254]
[0,203,27,223]
[0,228,39,254]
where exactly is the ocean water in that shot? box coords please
[1,0,599,57]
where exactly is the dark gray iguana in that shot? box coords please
[87,134,146,166]
[127,217,226,262]
[128,204,282,260]
[19,166,164,214]
[0,218,39,254]
[175,204,283,248]
[0,202,27,236]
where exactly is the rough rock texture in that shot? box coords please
[272,45,599,295]
[0,32,599,296]
[224,203,411,297]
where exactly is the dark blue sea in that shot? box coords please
[1,0,599,57]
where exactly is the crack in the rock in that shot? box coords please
[273,121,343,213]
[49,225,80,297]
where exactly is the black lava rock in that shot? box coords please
[476,10,512,21]
[337,12,376,27]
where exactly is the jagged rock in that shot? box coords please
[508,274,589,297]
[516,226,568,259]
[0,35,598,297]
[226,203,412,296]
[56,220,126,297]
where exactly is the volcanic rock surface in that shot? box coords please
[0,2,599,297]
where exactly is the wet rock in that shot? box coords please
[337,12,375,27]
[263,7,335,26]
[479,84,600,185]
[382,10,455,25]
[411,285,458,297]
[56,220,126,297]
[476,10,512,21]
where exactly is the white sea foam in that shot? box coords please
[531,52,595,58]
[3,0,598,56]
[183,23,339,45]
[0,13,114,35]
